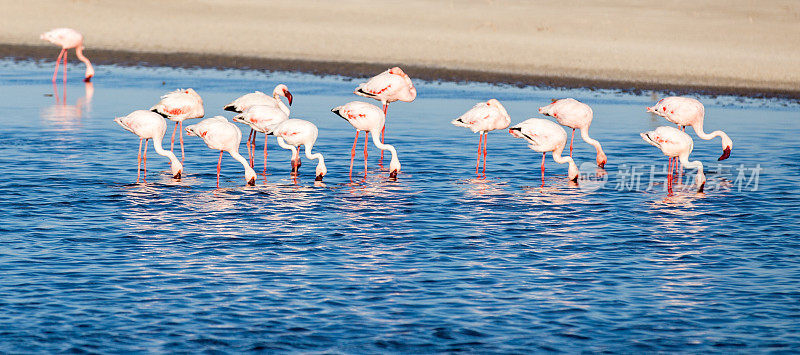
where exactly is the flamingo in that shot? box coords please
[270,119,327,181]
[538,98,607,168]
[231,105,289,179]
[451,99,511,177]
[331,101,402,180]
[354,67,416,165]
[114,110,183,183]
[508,118,579,187]
[224,84,293,167]
[185,117,256,188]
[40,28,94,83]
[646,96,732,160]
[150,88,205,163]
[641,126,706,193]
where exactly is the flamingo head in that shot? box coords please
[245,166,257,186]
[538,102,555,116]
[719,135,733,161]
[508,126,524,139]
[597,151,607,168]
[274,84,292,105]
[389,157,401,181]
[171,160,183,179]
[83,61,94,82]
[315,160,327,182]
[568,161,580,182]
[696,170,706,193]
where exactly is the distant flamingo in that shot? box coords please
[331,101,401,180]
[538,98,607,168]
[509,118,579,187]
[451,99,511,177]
[114,110,183,183]
[185,117,256,187]
[646,97,732,160]
[231,105,289,179]
[224,84,293,167]
[151,88,204,163]
[641,126,706,193]
[40,28,94,83]
[354,67,416,165]
[270,119,327,181]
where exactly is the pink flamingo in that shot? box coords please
[40,28,94,83]
[185,117,256,188]
[641,126,706,193]
[150,88,205,163]
[509,118,579,187]
[331,101,401,180]
[538,98,607,168]
[224,84,293,167]
[114,110,183,183]
[646,97,732,160]
[271,119,327,181]
[354,67,416,165]
[451,99,511,177]
[231,105,289,179]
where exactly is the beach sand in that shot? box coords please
[1,0,798,96]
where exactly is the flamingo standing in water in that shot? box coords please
[509,118,579,187]
[270,119,327,181]
[451,99,511,177]
[114,110,183,183]
[231,105,289,179]
[646,97,732,160]
[185,117,256,187]
[538,98,607,168]
[354,67,416,165]
[40,28,94,83]
[224,84,293,167]
[151,88,205,163]
[331,101,402,180]
[641,126,706,193]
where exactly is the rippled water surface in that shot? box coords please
[1,60,799,352]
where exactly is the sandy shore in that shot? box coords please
[2,0,798,97]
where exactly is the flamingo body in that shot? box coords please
[185,116,256,186]
[271,119,327,181]
[538,98,607,167]
[150,88,204,162]
[40,28,94,82]
[114,110,183,180]
[223,84,292,115]
[646,96,732,160]
[509,118,579,184]
[232,105,289,134]
[354,67,417,104]
[641,126,706,192]
[331,101,401,179]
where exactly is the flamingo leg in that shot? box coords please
[541,152,546,188]
[62,50,68,84]
[143,139,148,182]
[349,132,358,180]
[363,131,369,178]
[381,103,388,166]
[217,150,223,188]
[570,128,575,157]
[476,133,483,175]
[264,134,274,182]
[250,131,257,169]
[179,121,185,163]
[170,121,177,153]
[667,157,673,194]
[52,49,65,83]
[482,132,487,177]
[136,138,142,184]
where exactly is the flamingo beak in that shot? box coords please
[284,89,293,105]
[315,173,324,181]
[247,177,256,186]
[389,170,398,181]
[698,182,705,193]
[598,160,606,169]
[173,171,181,179]
[83,76,92,83]
[718,146,731,161]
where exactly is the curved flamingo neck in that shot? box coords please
[152,135,180,165]
[272,94,290,116]
[229,150,256,176]
[551,144,578,179]
[369,129,399,166]
[579,127,606,157]
[75,46,94,79]
[691,121,730,146]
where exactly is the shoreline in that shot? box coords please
[4,44,798,100]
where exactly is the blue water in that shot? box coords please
[1,59,799,353]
